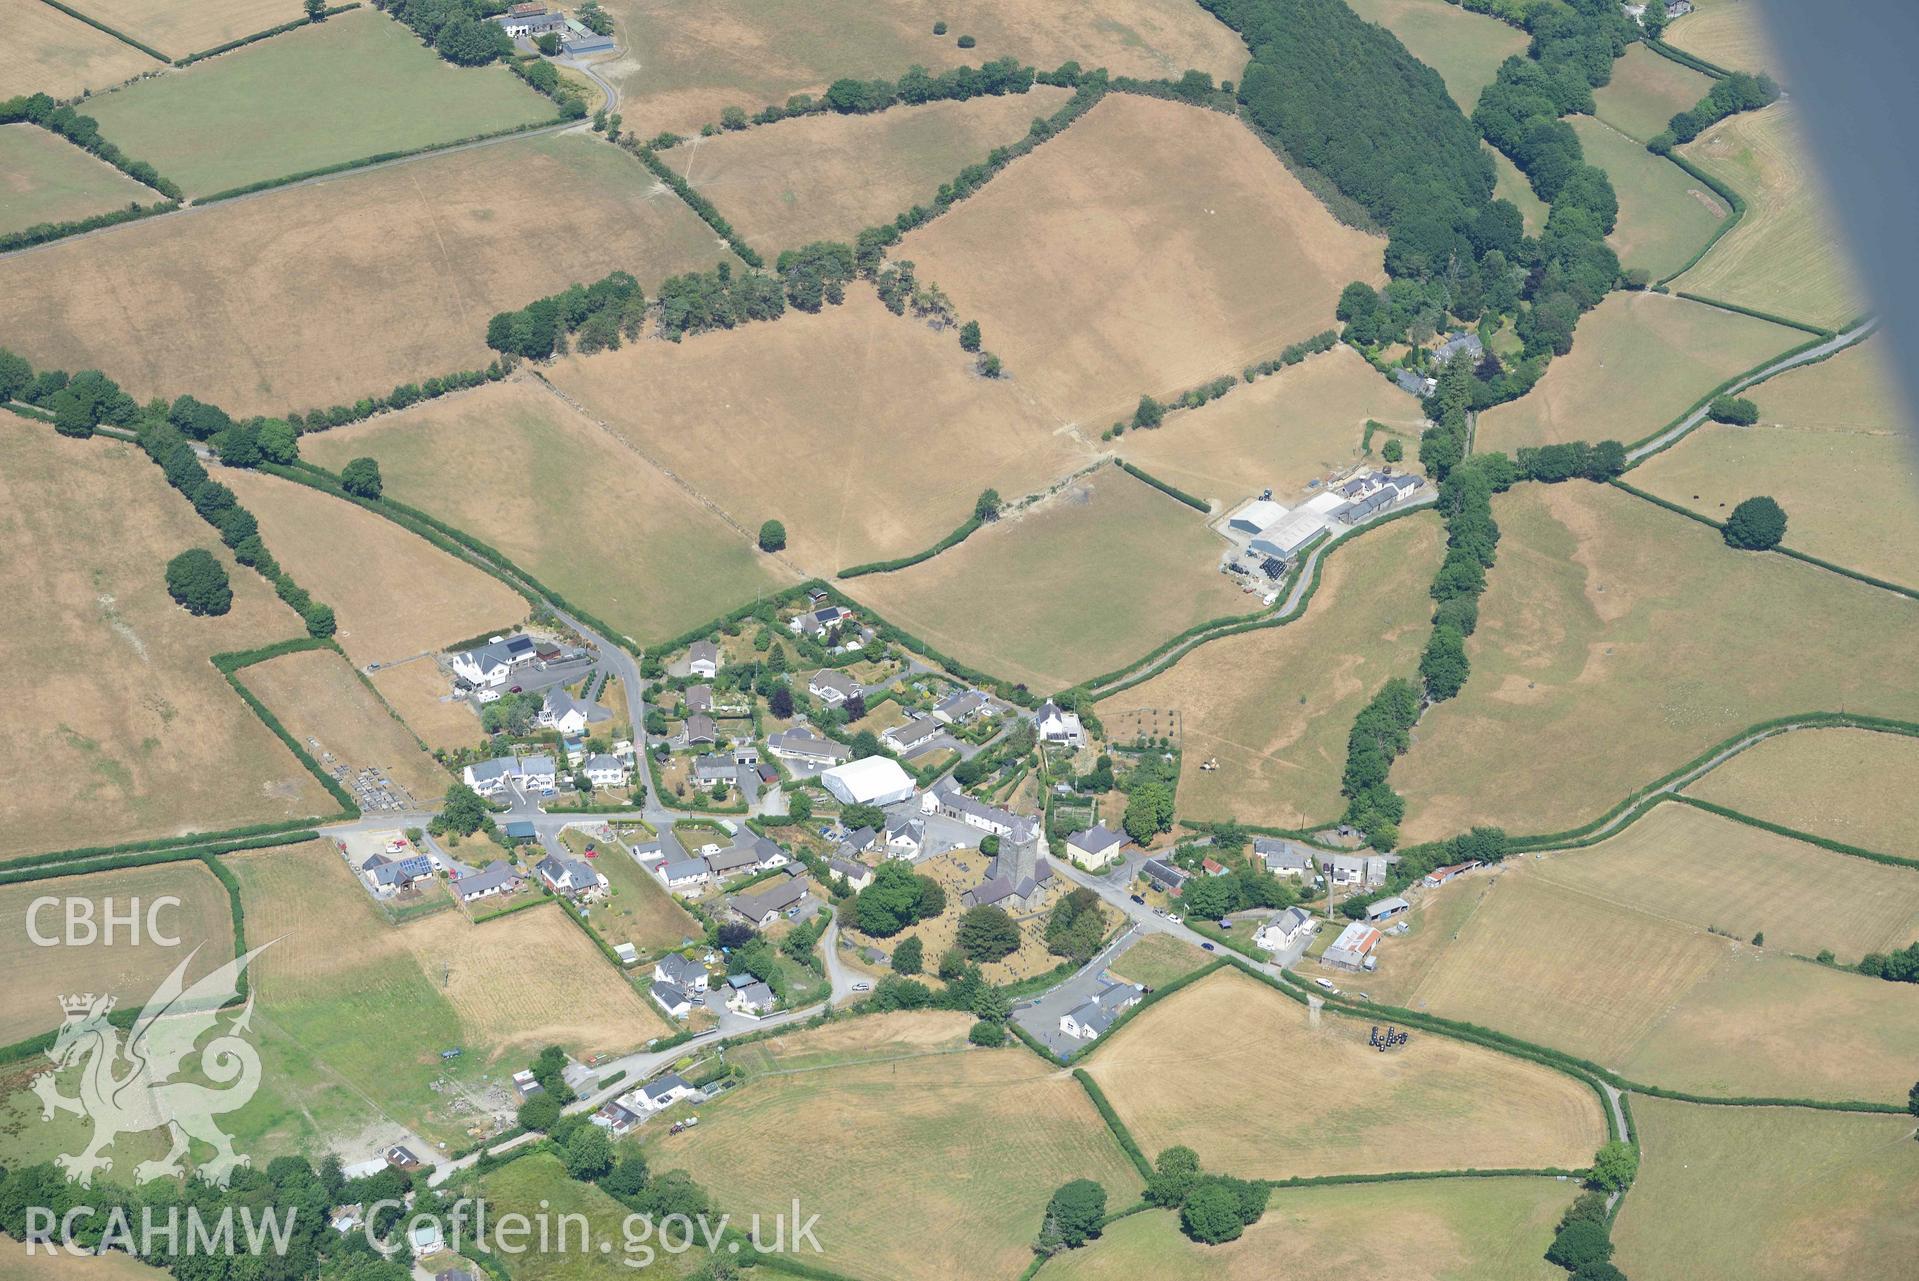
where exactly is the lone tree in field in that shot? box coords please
[1382,437,1404,463]
[165,549,232,616]
[758,519,786,552]
[1722,495,1787,550]
[1708,394,1759,425]
[959,320,981,352]
[1133,394,1165,429]
[1036,1180,1107,1253]
[339,456,383,499]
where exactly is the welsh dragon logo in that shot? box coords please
[31,943,273,1186]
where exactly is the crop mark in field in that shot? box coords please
[95,593,149,662]
[408,170,472,328]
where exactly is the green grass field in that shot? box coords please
[1570,116,1727,280]
[478,1152,697,1281]
[1041,1181,1570,1281]
[304,378,790,647]
[82,9,551,195]
[1489,143,1549,233]
[0,123,154,236]
[1613,1098,1919,1281]
[1592,42,1714,142]
[845,465,1251,691]
[1107,933,1210,990]
[1474,291,1800,452]
[1393,483,1919,842]
[1341,0,1528,112]
[1673,102,1866,330]
[1685,725,1919,856]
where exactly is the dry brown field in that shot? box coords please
[1106,512,1444,829]
[238,647,450,804]
[303,378,791,646]
[662,88,1068,257]
[0,861,234,1048]
[370,660,486,753]
[642,1047,1141,1281]
[1685,726,1919,856]
[1618,948,1919,1103]
[1042,1183,1570,1281]
[1107,933,1209,990]
[897,93,1384,426]
[1406,866,1735,1065]
[1630,345,1919,588]
[597,0,1248,136]
[0,1243,173,1281]
[1613,1098,1919,1281]
[64,0,302,59]
[1532,801,1919,963]
[544,288,1092,575]
[1664,0,1779,77]
[1474,292,1799,452]
[221,466,528,667]
[1353,871,1497,1009]
[0,0,163,98]
[1392,484,1919,841]
[1591,42,1714,142]
[1673,103,1865,329]
[724,1009,975,1074]
[0,125,153,236]
[0,132,725,416]
[394,900,672,1059]
[1086,969,1604,1178]
[1114,346,1425,508]
[0,429,327,860]
[844,466,1250,691]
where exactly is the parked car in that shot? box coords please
[852,981,872,992]
[1314,977,1338,993]
[1200,942,1216,951]
[1166,914,1182,924]
[1129,894,1145,905]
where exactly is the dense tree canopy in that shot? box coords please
[340,457,383,499]
[164,549,232,616]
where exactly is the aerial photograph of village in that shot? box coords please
[0,0,1913,1278]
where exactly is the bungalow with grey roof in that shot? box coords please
[453,860,522,902]
[635,1072,700,1111]
[1141,857,1190,896]
[687,641,721,678]
[683,714,719,745]
[692,752,737,784]
[882,717,943,753]
[1060,981,1143,1041]
[726,981,777,1018]
[704,845,761,877]
[684,684,713,714]
[788,605,852,637]
[1253,837,1315,878]
[730,873,807,927]
[807,669,863,708]
[649,982,691,1019]
[930,689,988,724]
[361,852,433,894]
[659,857,711,894]
[766,726,853,766]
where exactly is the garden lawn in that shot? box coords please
[81,9,553,195]
[0,123,153,236]
[844,466,1250,692]
[1391,483,1919,842]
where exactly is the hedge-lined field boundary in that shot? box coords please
[196,118,569,204]
[1071,1068,1153,1179]
[1670,793,1919,871]
[1652,149,1747,286]
[174,4,362,66]
[1115,460,1209,513]
[1644,36,1732,79]
[0,197,179,255]
[837,511,983,578]
[1672,291,1833,337]
[35,0,169,62]
[213,636,361,817]
[625,141,762,267]
[1609,478,1919,600]
[1623,330,1834,453]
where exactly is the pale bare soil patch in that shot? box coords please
[0,0,163,99]
[1685,726,1919,857]
[0,132,725,416]
[239,647,450,805]
[545,288,1091,575]
[62,0,302,59]
[664,88,1068,257]
[1534,802,1919,962]
[899,93,1384,426]
[0,861,232,1047]
[1106,512,1444,829]
[598,0,1248,136]
[1087,969,1604,1178]
[1613,1098,1919,1281]
[1116,346,1424,508]
[222,467,528,666]
[0,124,152,237]
[303,378,790,646]
[1392,484,1919,841]
[0,429,325,859]
[845,466,1250,691]
[1475,292,1800,452]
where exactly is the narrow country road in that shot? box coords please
[1625,321,1875,463]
